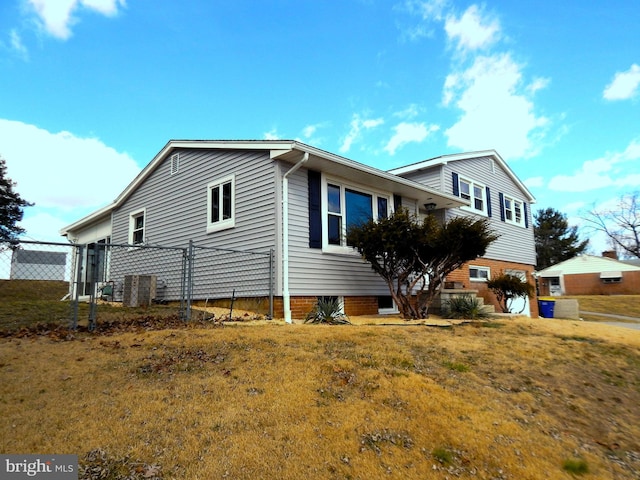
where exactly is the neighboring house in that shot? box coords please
[536,254,640,296]
[10,249,67,281]
[60,140,537,320]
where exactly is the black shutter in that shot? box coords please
[452,172,459,197]
[486,187,492,217]
[393,194,402,211]
[498,192,505,222]
[524,202,529,228]
[308,170,322,248]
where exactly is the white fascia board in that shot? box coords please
[390,149,537,204]
[275,142,466,209]
[60,204,112,237]
[64,140,298,235]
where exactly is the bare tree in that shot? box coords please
[584,192,640,259]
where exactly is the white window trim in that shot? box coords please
[503,195,525,227]
[459,177,488,217]
[128,208,146,245]
[469,265,490,282]
[207,174,236,233]
[321,174,392,254]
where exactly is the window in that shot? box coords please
[129,209,145,244]
[207,175,235,232]
[170,153,180,175]
[458,176,487,215]
[503,195,525,227]
[378,295,398,314]
[323,178,390,250]
[469,265,490,282]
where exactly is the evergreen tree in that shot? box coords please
[0,156,33,244]
[534,208,588,270]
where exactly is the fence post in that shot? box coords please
[186,240,194,321]
[179,247,187,321]
[269,248,274,320]
[71,244,83,330]
[87,243,99,331]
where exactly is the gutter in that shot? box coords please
[282,152,309,323]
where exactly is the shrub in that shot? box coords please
[304,297,351,325]
[487,272,534,313]
[442,294,491,319]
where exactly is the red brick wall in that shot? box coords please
[562,271,640,295]
[445,258,538,317]
[275,295,380,320]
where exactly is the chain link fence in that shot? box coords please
[188,243,274,321]
[0,240,81,330]
[0,239,274,332]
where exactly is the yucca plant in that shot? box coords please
[442,294,491,319]
[304,297,351,324]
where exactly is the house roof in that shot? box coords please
[536,254,640,276]
[60,139,466,237]
[387,149,536,203]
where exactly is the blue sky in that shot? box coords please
[1,0,639,255]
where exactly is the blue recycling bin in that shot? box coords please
[538,297,555,318]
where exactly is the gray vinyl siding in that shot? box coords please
[399,168,442,191]
[111,149,279,299]
[285,166,390,297]
[400,156,536,266]
[112,148,277,251]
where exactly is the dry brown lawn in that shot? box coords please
[1,316,639,479]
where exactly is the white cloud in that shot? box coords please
[443,53,549,159]
[263,129,282,140]
[10,30,29,60]
[339,114,384,153]
[444,5,501,53]
[27,0,126,40]
[523,176,544,189]
[0,119,140,238]
[603,64,640,101]
[302,125,317,138]
[393,104,420,119]
[404,0,449,22]
[384,122,439,155]
[548,139,640,192]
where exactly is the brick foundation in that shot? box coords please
[274,295,380,320]
[445,258,538,317]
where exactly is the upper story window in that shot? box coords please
[456,174,488,216]
[129,209,145,245]
[207,175,235,233]
[502,194,525,227]
[324,178,391,251]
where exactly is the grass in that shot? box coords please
[563,295,640,320]
[1,283,640,478]
[1,318,639,479]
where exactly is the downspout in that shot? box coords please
[282,152,309,323]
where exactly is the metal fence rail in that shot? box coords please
[0,239,275,331]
